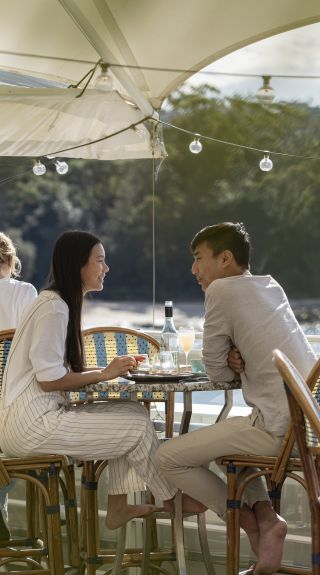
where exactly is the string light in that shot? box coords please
[189,135,202,154]
[32,159,46,176]
[159,118,320,164]
[256,76,276,104]
[259,152,273,172]
[54,160,69,175]
[95,63,114,91]
[4,109,320,189]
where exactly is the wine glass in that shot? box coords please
[178,326,195,368]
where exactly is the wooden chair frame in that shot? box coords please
[0,329,80,575]
[274,349,320,575]
[217,356,320,575]
[81,325,174,438]
[80,326,173,575]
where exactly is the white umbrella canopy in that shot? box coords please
[0,87,157,159]
[0,0,319,159]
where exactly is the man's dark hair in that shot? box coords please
[191,222,251,267]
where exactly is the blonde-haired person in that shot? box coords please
[0,232,37,539]
[0,232,37,330]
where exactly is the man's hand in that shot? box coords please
[228,347,245,374]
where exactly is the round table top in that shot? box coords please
[88,377,241,393]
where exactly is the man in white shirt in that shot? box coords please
[155,222,316,575]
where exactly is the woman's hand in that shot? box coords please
[227,347,245,374]
[101,355,146,380]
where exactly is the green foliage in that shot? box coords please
[0,87,320,299]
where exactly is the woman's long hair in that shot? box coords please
[48,230,101,372]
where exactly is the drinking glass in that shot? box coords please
[178,326,195,367]
[135,354,150,372]
[159,351,175,372]
[152,351,174,372]
[152,353,161,372]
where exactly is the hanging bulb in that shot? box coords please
[55,160,69,175]
[256,76,275,104]
[95,63,113,91]
[32,160,46,176]
[259,152,273,172]
[189,135,202,154]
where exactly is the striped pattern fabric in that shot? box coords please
[0,331,14,398]
[306,373,320,450]
[84,330,158,367]
[67,327,164,405]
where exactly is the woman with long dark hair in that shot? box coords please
[0,230,204,529]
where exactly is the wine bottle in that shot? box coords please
[160,300,179,371]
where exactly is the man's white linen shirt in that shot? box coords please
[0,277,37,330]
[203,271,316,436]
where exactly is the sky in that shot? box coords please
[187,22,320,107]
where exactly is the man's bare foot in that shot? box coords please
[253,503,287,575]
[163,493,207,515]
[240,503,260,557]
[106,494,161,530]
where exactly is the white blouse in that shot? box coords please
[2,290,69,408]
[0,276,37,330]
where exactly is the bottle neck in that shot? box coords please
[162,316,177,333]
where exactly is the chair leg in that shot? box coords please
[173,491,187,575]
[226,462,239,575]
[26,480,38,542]
[60,463,81,572]
[311,505,320,575]
[197,511,216,575]
[110,525,127,575]
[47,464,65,575]
[82,462,102,575]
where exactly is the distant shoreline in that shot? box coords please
[83,298,320,332]
[290,299,320,324]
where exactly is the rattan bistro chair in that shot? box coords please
[0,329,80,575]
[79,326,215,575]
[217,357,320,575]
[81,326,174,435]
[79,326,164,575]
[274,349,320,575]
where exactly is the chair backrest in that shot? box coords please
[271,354,320,483]
[273,349,320,452]
[273,348,320,516]
[0,329,15,397]
[82,326,160,368]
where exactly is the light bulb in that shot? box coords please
[32,160,46,176]
[95,63,113,91]
[256,76,275,104]
[189,136,202,154]
[259,152,273,172]
[55,160,69,175]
